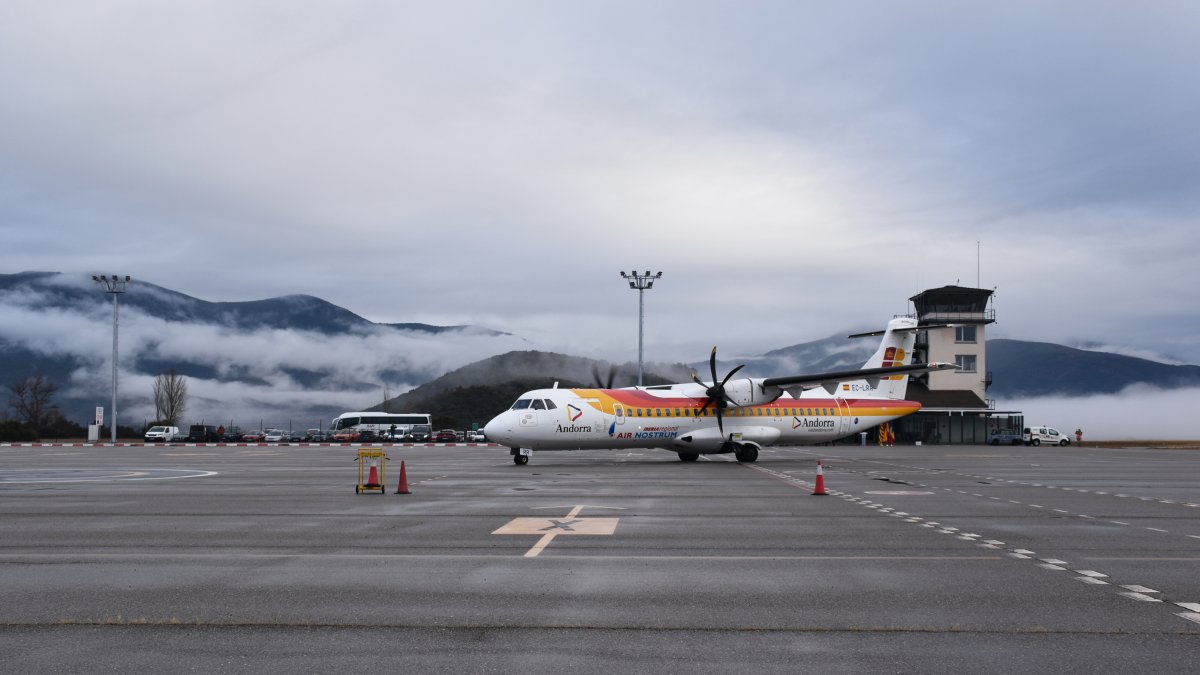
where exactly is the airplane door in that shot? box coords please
[613,404,626,427]
[834,398,851,435]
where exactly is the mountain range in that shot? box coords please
[3,271,1198,430]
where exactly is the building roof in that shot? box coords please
[909,285,993,314]
[906,381,988,409]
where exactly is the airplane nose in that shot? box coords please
[483,415,510,445]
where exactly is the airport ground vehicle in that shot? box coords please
[144,426,180,442]
[988,430,1024,445]
[1024,426,1071,446]
[330,412,433,439]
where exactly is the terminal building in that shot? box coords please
[891,285,1024,444]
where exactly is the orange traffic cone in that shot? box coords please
[394,460,411,494]
[812,460,828,496]
[366,460,380,487]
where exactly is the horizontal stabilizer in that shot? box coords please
[762,362,957,390]
[847,323,958,339]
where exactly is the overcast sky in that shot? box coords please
[3,1,1199,366]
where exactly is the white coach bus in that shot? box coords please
[330,412,432,437]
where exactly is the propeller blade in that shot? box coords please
[593,364,617,388]
[709,346,719,386]
[718,363,745,389]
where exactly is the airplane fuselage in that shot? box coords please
[483,384,919,455]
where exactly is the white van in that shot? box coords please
[1023,426,1070,447]
[144,426,180,442]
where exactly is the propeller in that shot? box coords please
[592,364,616,389]
[691,346,745,438]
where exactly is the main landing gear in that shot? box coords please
[677,443,759,463]
[730,442,758,463]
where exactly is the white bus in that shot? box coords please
[331,412,432,438]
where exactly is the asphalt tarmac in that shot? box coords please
[2,441,1198,673]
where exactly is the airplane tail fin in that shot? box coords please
[854,316,920,399]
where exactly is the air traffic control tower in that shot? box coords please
[895,285,1023,444]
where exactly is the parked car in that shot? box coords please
[221,428,243,442]
[185,425,221,442]
[408,425,432,442]
[263,429,286,442]
[241,431,265,442]
[434,429,458,443]
[466,430,486,442]
[288,431,306,442]
[988,430,1024,446]
[306,431,329,442]
[144,426,180,443]
[1024,426,1071,447]
[331,429,358,442]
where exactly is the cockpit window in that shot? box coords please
[511,399,532,410]
[543,399,557,410]
[531,399,546,410]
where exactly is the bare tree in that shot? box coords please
[8,373,58,429]
[153,369,188,426]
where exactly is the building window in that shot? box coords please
[955,355,978,373]
[955,325,977,343]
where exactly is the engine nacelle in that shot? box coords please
[722,378,783,408]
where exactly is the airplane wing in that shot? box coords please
[761,362,958,393]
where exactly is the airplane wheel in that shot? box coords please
[514,455,529,465]
[734,444,758,463]
[678,452,699,462]
[743,445,758,463]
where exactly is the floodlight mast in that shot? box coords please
[91,275,131,443]
[618,270,662,386]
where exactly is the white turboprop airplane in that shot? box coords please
[483,316,955,464]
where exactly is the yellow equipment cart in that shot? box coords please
[355,448,388,494]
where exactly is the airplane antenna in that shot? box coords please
[977,240,981,288]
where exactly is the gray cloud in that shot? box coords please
[1,2,1198,366]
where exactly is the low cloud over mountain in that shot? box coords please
[0,272,525,428]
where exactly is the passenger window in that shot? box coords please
[531,399,545,410]
[674,408,681,417]
[544,400,557,410]
[655,409,662,417]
